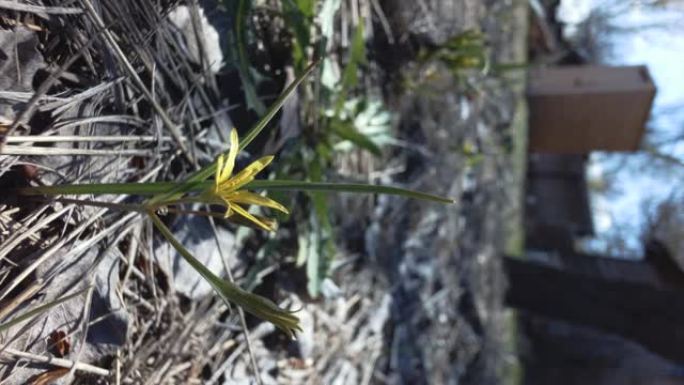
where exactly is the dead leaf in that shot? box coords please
[27,367,69,385]
[47,330,70,358]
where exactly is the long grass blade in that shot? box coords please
[14,183,178,196]
[0,289,87,333]
[330,120,381,156]
[247,180,456,204]
[15,179,455,204]
[239,60,319,152]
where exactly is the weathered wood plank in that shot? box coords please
[504,256,684,363]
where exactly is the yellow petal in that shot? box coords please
[230,204,275,232]
[217,128,239,182]
[227,191,290,214]
[221,201,233,217]
[226,129,240,179]
[226,213,278,231]
[217,155,274,193]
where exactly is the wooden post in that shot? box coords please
[504,256,684,363]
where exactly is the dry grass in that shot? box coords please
[0,1,251,383]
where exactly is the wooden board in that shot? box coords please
[527,65,656,153]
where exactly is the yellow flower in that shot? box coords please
[208,128,289,231]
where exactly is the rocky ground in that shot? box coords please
[0,1,527,384]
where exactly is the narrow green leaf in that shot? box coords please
[333,22,365,113]
[304,158,336,298]
[0,289,87,333]
[307,197,335,298]
[330,120,382,156]
[282,0,312,70]
[247,180,456,204]
[14,182,180,196]
[148,212,301,338]
[341,22,366,89]
[15,179,455,204]
[236,0,266,115]
[239,60,319,152]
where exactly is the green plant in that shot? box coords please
[13,63,453,337]
[418,30,489,82]
[222,0,266,114]
[275,1,400,296]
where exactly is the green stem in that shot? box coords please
[52,197,146,212]
[14,182,178,196]
[147,211,300,338]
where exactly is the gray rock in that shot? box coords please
[88,249,129,347]
[0,244,128,385]
[382,0,483,45]
[0,27,44,126]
